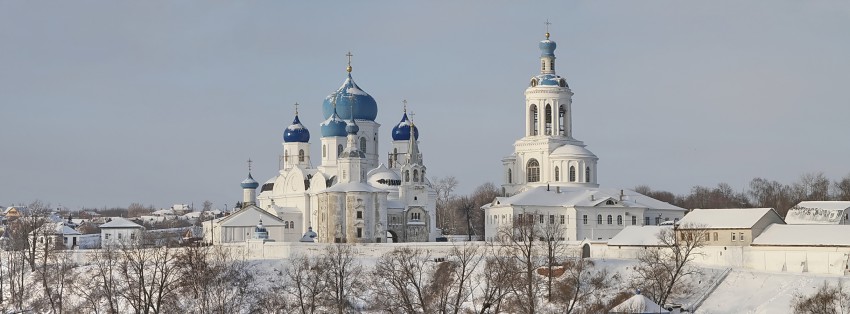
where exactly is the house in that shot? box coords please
[676,208,785,246]
[609,290,670,313]
[607,226,670,247]
[3,206,28,221]
[30,223,82,249]
[784,201,850,225]
[100,217,145,248]
[202,205,287,245]
[484,187,686,242]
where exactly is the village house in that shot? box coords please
[675,208,785,246]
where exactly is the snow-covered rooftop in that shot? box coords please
[752,224,850,247]
[784,201,850,225]
[485,186,685,211]
[607,226,669,246]
[321,182,384,193]
[100,217,144,229]
[677,208,780,229]
[609,292,669,313]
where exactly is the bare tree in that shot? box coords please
[17,200,52,271]
[791,281,850,314]
[553,257,615,314]
[434,176,459,232]
[321,244,364,313]
[444,243,484,314]
[497,212,542,314]
[33,232,74,314]
[285,254,325,314]
[834,174,850,201]
[475,250,515,314]
[118,245,181,314]
[631,224,707,306]
[539,218,568,302]
[370,247,433,313]
[173,245,255,313]
[792,172,831,202]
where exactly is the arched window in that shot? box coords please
[558,105,566,135]
[541,60,546,71]
[617,215,623,225]
[554,166,560,181]
[413,169,419,182]
[545,104,552,135]
[298,149,305,162]
[284,150,289,162]
[550,61,555,73]
[507,169,512,184]
[530,105,539,136]
[526,159,540,182]
[632,216,637,225]
[404,170,410,182]
[596,214,602,224]
[337,144,343,157]
[393,148,398,162]
[359,137,366,152]
[585,167,591,182]
[607,215,613,225]
[569,166,576,182]
[322,145,327,158]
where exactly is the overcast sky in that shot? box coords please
[1,1,848,210]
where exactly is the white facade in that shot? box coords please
[485,33,686,242]
[202,205,290,244]
[502,33,598,196]
[244,65,438,243]
[100,217,145,248]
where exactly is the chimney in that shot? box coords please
[619,190,624,201]
[591,195,595,201]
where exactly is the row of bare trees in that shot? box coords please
[637,172,850,216]
[433,177,500,239]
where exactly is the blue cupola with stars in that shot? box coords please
[283,112,310,143]
[321,52,378,121]
[391,111,419,141]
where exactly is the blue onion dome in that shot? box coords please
[255,220,267,233]
[241,173,259,189]
[322,73,378,121]
[531,74,568,87]
[320,107,347,137]
[539,36,556,57]
[283,114,310,143]
[391,112,419,141]
[345,119,360,135]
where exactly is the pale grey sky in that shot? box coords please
[1,1,848,209]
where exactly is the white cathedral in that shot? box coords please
[204,62,439,244]
[483,32,687,241]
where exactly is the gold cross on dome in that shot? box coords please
[545,19,552,39]
[346,51,353,72]
[403,99,408,113]
[247,158,253,173]
[294,103,299,115]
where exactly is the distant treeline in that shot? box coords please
[635,172,850,216]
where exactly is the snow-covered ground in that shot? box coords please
[696,269,846,314]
